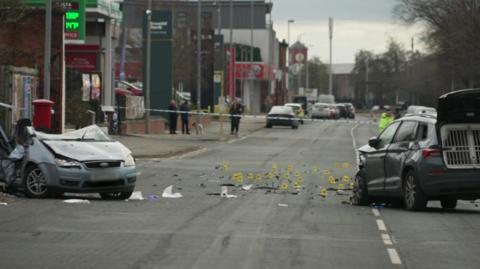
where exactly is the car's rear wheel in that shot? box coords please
[24,165,49,199]
[440,198,457,209]
[403,170,427,211]
[100,191,133,200]
[351,169,370,206]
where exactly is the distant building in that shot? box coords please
[332,63,355,101]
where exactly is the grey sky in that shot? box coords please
[270,0,424,63]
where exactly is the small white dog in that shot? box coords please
[192,122,205,134]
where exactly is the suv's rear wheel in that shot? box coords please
[100,191,133,200]
[403,170,427,211]
[24,165,49,199]
[440,198,457,209]
[351,169,370,206]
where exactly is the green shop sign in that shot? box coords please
[64,0,86,43]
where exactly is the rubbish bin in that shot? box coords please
[32,99,54,130]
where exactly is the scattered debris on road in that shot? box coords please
[63,199,90,204]
[128,191,144,201]
[277,203,288,207]
[162,185,183,198]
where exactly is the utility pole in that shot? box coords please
[365,58,369,107]
[229,0,234,100]
[328,17,333,96]
[250,0,254,110]
[196,0,202,134]
[287,19,295,94]
[43,0,52,100]
[144,0,152,134]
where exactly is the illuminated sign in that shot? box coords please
[64,0,85,43]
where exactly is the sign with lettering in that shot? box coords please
[64,0,85,43]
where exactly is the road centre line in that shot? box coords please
[372,208,381,217]
[387,248,402,265]
[381,234,393,245]
[376,219,387,231]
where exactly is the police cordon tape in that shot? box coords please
[116,106,376,125]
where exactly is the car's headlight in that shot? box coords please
[55,158,81,168]
[124,154,135,167]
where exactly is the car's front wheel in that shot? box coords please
[24,165,49,199]
[440,198,457,209]
[403,170,427,211]
[351,169,370,206]
[100,191,133,200]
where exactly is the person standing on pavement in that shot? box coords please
[179,101,190,134]
[229,99,243,135]
[168,100,178,135]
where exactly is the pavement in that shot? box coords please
[1,115,480,269]
[115,117,266,159]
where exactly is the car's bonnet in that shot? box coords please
[43,140,131,162]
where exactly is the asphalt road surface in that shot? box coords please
[1,117,480,269]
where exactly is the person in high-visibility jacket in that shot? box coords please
[378,112,394,133]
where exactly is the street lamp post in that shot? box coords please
[328,17,333,96]
[229,0,234,100]
[43,0,52,100]
[249,0,254,110]
[145,7,152,134]
[287,19,295,93]
[196,0,202,134]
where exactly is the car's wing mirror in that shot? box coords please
[368,137,380,148]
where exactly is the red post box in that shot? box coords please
[32,99,54,130]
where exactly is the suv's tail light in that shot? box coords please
[422,147,441,159]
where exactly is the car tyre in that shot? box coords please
[351,169,370,206]
[100,191,133,200]
[403,170,427,211]
[292,124,298,129]
[440,198,457,209]
[24,165,49,199]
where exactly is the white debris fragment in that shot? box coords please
[128,191,144,201]
[0,202,8,206]
[162,185,183,199]
[220,186,238,198]
[241,184,253,191]
[277,203,288,207]
[63,199,90,204]
[336,190,346,195]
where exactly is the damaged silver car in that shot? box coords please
[0,121,137,199]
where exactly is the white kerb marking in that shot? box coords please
[372,208,381,217]
[376,219,387,231]
[350,123,360,166]
[387,248,402,265]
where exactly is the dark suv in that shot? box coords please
[352,89,480,211]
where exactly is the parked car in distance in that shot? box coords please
[328,104,340,119]
[352,89,480,211]
[266,106,299,129]
[1,123,137,199]
[336,104,348,119]
[406,105,437,117]
[342,103,356,119]
[311,103,332,119]
[285,103,304,124]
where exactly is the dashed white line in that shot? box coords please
[372,208,381,217]
[387,248,402,265]
[376,219,387,231]
[381,234,393,245]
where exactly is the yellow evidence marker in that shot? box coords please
[335,163,341,169]
[283,173,290,180]
[328,176,337,184]
[256,173,263,182]
[267,172,274,180]
[280,182,289,190]
[343,162,350,169]
[247,172,254,181]
[311,165,318,174]
[324,170,331,176]
[296,176,304,183]
[293,181,301,190]
[350,182,354,189]
[223,162,229,171]
[343,175,350,183]
[233,172,244,184]
[338,183,345,190]
[320,188,328,198]
[287,164,293,173]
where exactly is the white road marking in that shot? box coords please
[376,219,387,231]
[350,123,361,166]
[387,248,402,265]
[381,234,393,245]
[372,208,381,217]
